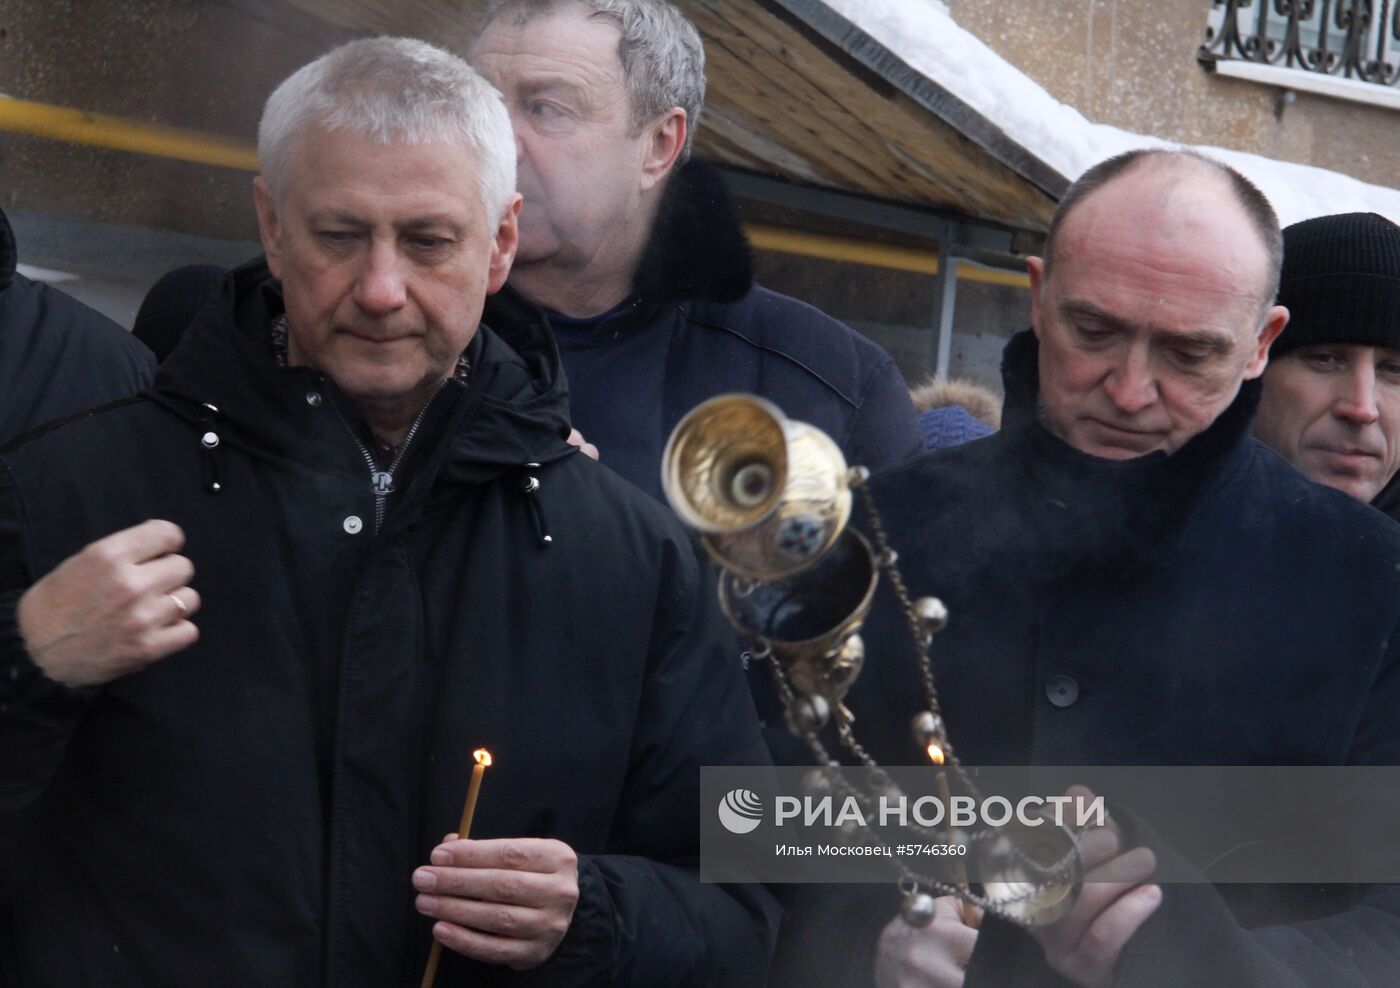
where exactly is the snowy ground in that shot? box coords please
[822,0,1400,226]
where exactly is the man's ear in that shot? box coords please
[1244,304,1290,379]
[1027,255,1047,339]
[487,194,522,294]
[639,108,687,193]
[253,177,285,280]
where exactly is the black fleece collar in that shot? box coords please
[499,161,755,341]
[0,207,16,291]
[997,329,1261,574]
[630,159,754,307]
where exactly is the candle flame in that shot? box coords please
[473,748,493,767]
[926,743,945,766]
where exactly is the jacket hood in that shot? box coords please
[151,258,575,484]
[996,328,1261,573]
[0,206,16,291]
[910,375,1002,428]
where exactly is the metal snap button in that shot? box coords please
[1045,674,1080,708]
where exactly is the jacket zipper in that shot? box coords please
[330,380,446,534]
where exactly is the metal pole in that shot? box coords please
[932,248,959,378]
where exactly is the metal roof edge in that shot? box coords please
[770,0,1071,201]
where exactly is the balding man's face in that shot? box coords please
[1029,168,1288,459]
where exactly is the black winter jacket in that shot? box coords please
[0,207,154,445]
[488,162,922,503]
[0,261,777,986]
[776,331,1400,986]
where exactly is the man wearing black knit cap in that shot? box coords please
[1255,212,1400,518]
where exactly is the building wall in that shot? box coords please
[944,0,1399,189]
[0,0,341,241]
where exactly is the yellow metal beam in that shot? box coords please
[0,96,259,172]
[745,223,1030,288]
[0,97,1029,289]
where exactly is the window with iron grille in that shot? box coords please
[1200,1,1400,108]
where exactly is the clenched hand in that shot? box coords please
[16,520,200,687]
[567,428,599,461]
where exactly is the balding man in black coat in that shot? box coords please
[776,150,1400,988]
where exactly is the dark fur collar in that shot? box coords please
[996,329,1261,573]
[0,206,16,291]
[630,160,754,305]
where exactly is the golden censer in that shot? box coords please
[663,394,1082,928]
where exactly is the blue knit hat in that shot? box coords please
[919,404,995,452]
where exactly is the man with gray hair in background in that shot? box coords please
[0,38,775,985]
[470,0,922,772]
[469,0,922,504]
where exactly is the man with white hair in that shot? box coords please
[0,39,775,985]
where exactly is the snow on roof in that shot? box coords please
[821,0,1400,227]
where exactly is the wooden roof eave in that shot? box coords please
[681,0,1066,234]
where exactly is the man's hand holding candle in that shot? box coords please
[413,836,581,970]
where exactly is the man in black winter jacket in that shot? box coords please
[0,206,154,445]
[775,150,1400,987]
[0,38,775,987]
[470,0,922,503]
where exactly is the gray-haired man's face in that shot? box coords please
[254,126,518,420]
[471,7,661,272]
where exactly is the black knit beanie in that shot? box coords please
[1273,211,1400,358]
